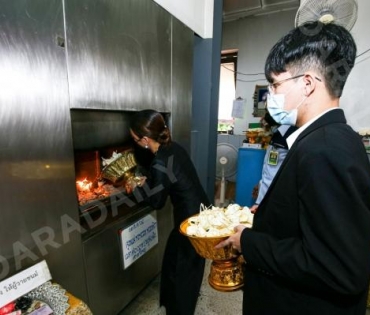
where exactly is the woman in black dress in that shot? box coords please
[129,109,210,315]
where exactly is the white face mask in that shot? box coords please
[267,94,297,125]
[266,86,306,126]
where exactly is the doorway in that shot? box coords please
[215,50,239,206]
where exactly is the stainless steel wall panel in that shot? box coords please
[170,17,194,152]
[64,0,171,112]
[0,0,87,299]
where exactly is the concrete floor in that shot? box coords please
[119,259,370,315]
[119,259,242,315]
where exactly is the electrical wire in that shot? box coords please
[222,64,266,83]
[222,47,370,78]
[356,48,370,59]
[221,64,264,76]
[237,78,267,83]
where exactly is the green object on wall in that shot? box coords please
[248,123,261,128]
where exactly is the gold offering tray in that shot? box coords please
[180,218,244,292]
[101,151,137,184]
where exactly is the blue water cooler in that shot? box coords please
[235,148,266,207]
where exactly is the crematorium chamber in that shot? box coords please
[65,0,194,312]
[71,109,174,315]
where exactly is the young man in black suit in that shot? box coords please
[217,21,370,315]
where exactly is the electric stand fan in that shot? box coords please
[295,0,358,31]
[215,143,238,207]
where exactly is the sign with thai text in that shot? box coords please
[120,214,158,269]
[0,260,51,308]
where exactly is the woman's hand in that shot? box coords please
[125,176,147,194]
[214,225,246,253]
[136,176,147,188]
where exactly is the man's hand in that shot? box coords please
[214,225,246,253]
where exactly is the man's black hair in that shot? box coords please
[264,21,357,98]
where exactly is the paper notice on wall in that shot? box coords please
[0,260,52,308]
[232,98,245,118]
[120,214,158,269]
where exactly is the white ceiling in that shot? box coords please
[223,0,300,22]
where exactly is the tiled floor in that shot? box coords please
[119,259,370,315]
[119,259,242,315]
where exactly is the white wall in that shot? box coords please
[341,0,370,132]
[153,0,214,38]
[222,0,370,134]
[222,10,296,134]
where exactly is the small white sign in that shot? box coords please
[120,214,158,269]
[232,99,245,118]
[0,260,52,308]
[242,143,262,149]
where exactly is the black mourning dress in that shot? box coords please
[142,141,210,315]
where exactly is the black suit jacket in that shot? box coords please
[241,109,370,315]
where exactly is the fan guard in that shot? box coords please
[295,0,358,31]
[216,143,238,179]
